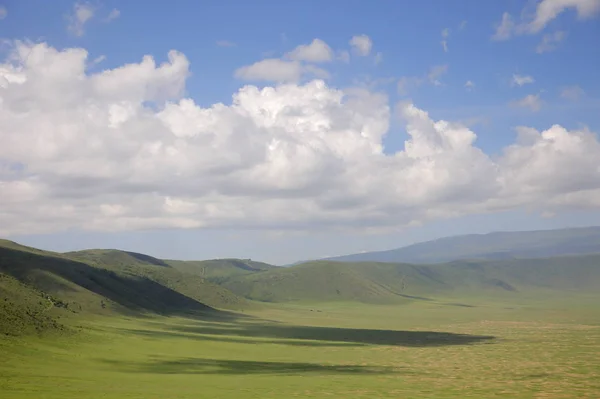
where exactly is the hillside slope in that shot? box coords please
[324,226,600,264]
[222,254,600,303]
[0,241,249,336]
[166,258,277,282]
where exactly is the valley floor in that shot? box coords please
[1,296,600,399]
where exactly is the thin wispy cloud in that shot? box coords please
[512,74,535,87]
[492,0,600,42]
[104,8,120,22]
[561,85,585,101]
[428,64,448,86]
[441,28,450,52]
[536,31,567,53]
[511,94,542,111]
[66,2,95,37]
[216,40,236,47]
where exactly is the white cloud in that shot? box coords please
[67,2,95,37]
[374,52,383,65]
[90,55,106,66]
[441,28,450,52]
[286,39,333,63]
[0,6,7,20]
[492,12,515,41]
[459,20,467,30]
[2,41,600,236]
[349,34,372,56]
[511,94,542,111]
[536,30,567,53]
[561,85,585,100]
[465,80,475,90]
[511,74,535,87]
[492,0,600,40]
[529,0,600,33]
[428,65,448,86]
[105,8,120,22]
[216,40,236,47]
[234,58,328,83]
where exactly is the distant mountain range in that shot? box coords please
[320,226,600,264]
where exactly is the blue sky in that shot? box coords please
[1,0,600,264]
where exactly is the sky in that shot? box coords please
[1,0,600,265]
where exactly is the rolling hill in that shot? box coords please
[322,226,600,264]
[166,258,277,283]
[0,241,250,336]
[221,254,600,303]
[3,233,600,335]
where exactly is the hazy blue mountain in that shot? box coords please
[321,226,600,264]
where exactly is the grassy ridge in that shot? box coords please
[0,241,252,336]
[222,255,600,303]
[166,258,277,283]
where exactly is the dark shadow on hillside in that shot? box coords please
[101,357,400,375]
[119,327,367,347]
[0,247,225,317]
[162,321,495,347]
[123,251,170,267]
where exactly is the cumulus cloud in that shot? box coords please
[511,94,543,111]
[67,2,95,37]
[1,42,600,236]
[492,0,600,40]
[234,58,328,82]
[511,74,535,87]
[536,30,567,53]
[0,6,7,20]
[286,39,333,63]
[349,35,372,56]
[465,80,475,90]
[236,38,333,82]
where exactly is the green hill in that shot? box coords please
[0,241,250,336]
[323,226,600,264]
[166,258,277,282]
[221,254,600,303]
[66,249,170,268]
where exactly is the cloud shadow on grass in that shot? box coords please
[166,322,496,347]
[102,357,402,375]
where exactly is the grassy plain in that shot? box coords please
[2,295,599,399]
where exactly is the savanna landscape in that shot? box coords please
[3,1,600,398]
[2,228,600,398]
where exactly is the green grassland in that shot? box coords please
[2,298,599,399]
[1,238,600,398]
